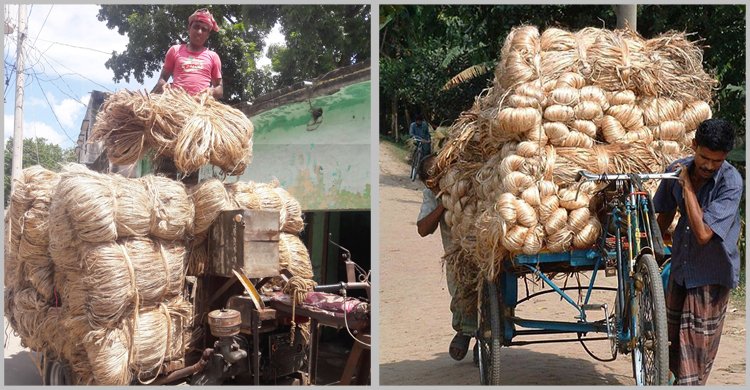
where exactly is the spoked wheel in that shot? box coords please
[631,253,669,385]
[477,279,502,385]
[44,357,74,385]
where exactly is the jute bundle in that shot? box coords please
[475,208,510,280]
[91,90,153,165]
[186,241,209,277]
[9,287,49,352]
[189,178,235,236]
[48,165,194,285]
[5,166,60,287]
[502,225,529,252]
[76,296,192,385]
[496,107,542,135]
[555,72,587,90]
[607,103,644,130]
[475,154,505,201]
[226,180,305,234]
[522,224,545,255]
[130,298,192,383]
[92,87,254,175]
[641,97,684,126]
[681,101,712,131]
[23,261,55,302]
[587,29,653,94]
[83,327,132,385]
[53,164,152,242]
[570,120,598,138]
[579,85,610,111]
[279,233,314,279]
[573,216,602,248]
[654,121,686,141]
[140,175,194,240]
[540,28,584,82]
[496,25,542,89]
[643,32,717,103]
[177,93,254,175]
[67,238,186,329]
[543,104,575,123]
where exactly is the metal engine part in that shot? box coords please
[208,309,242,337]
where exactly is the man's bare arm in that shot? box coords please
[151,68,172,94]
[417,204,444,237]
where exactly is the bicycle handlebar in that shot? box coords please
[576,168,682,182]
[411,137,429,144]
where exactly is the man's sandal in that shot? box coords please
[449,333,471,361]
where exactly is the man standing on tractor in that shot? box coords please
[416,154,477,362]
[653,118,743,385]
[152,8,224,99]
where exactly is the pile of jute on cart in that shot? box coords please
[431,26,717,313]
[4,88,314,385]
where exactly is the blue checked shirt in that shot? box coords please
[653,156,743,289]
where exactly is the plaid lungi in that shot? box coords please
[666,278,730,385]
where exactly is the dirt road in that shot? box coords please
[378,140,746,385]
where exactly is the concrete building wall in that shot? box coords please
[221,80,371,211]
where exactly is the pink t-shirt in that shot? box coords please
[163,44,222,96]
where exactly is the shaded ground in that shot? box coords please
[378,140,746,385]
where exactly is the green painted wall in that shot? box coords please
[233,81,371,211]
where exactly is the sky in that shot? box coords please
[2,4,284,150]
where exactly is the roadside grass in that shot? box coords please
[380,136,412,165]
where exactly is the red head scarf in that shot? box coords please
[188,9,219,32]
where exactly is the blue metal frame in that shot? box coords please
[494,181,667,352]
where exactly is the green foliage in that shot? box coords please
[97,5,369,103]
[4,137,77,206]
[272,5,370,87]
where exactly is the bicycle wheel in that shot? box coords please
[478,279,502,385]
[410,147,422,181]
[44,357,75,385]
[631,253,669,385]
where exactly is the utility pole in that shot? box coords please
[615,4,637,31]
[11,4,27,189]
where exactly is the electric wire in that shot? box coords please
[30,5,52,48]
[31,73,77,144]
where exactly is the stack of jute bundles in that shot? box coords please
[4,167,64,361]
[432,26,716,308]
[188,178,312,295]
[90,87,254,175]
[45,163,195,385]
[187,178,313,342]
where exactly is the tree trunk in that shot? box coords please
[391,98,398,141]
[404,107,411,142]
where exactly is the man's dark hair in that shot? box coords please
[418,153,436,182]
[695,119,735,152]
[415,113,424,122]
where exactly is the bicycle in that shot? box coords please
[409,137,429,181]
[478,169,680,386]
